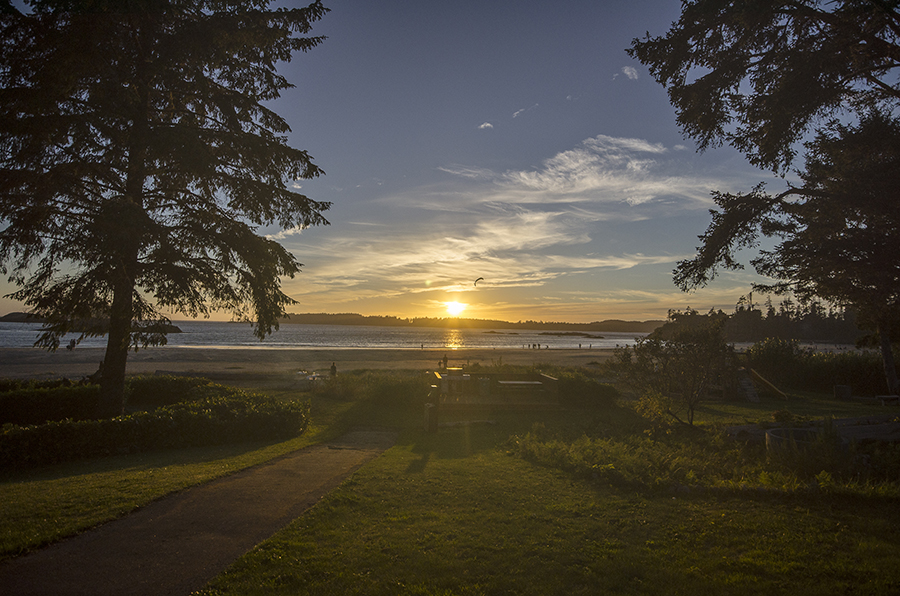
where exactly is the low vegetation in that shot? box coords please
[745,338,887,395]
[3,356,900,593]
[0,377,309,470]
[197,365,900,595]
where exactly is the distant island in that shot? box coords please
[278,312,663,333]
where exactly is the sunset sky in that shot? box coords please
[0,0,785,323]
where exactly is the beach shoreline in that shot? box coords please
[0,346,615,380]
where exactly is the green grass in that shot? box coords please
[197,424,900,595]
[0,433,321,559]
[0,369,425,559]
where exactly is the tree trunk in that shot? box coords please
[97,55,150,418]
[98,278,133,418]
[877,319,899,396]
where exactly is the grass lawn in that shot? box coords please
[3,368,900,594]
[198,422,900,595]
[0,370,420,559]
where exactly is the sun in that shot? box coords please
[445,301,467,316]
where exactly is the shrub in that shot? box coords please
[744,338,802,385]
[511,412,900,496]
[0,378,77,392]
[125,375,215,408]
[0,387,309,470]
[746,338,887,395]
[0,385,101,426]
[556,371,619,408]
[608,319,736,425]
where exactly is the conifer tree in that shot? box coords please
[630,1,900,394]
[628,0,900,173]
[0,1,331,416]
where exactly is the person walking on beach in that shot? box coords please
[330,362,337,378]
[442,354,448,369]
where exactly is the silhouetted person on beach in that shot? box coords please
[442,354,448,369]
[330,362,337,377]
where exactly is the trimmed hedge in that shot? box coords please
[125,375,216,408]
[0,386,309,470]
[0,385,101,426]
[0,375,224,426]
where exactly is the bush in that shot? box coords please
[511,421,900,496]
[744,338,802,386]
[0,385,101,426]
[125,375,215,408]
[0,385,309,470]
[746,338,887,395]
[556,371,619,408]
[0,378,77,392]
[0,375,228,426]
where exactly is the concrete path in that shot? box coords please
[0,430,397,596]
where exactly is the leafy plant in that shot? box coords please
[0,385,101,426]
[0,386,309,470]
[746,338,887,395]
[125,375,215,408]
[608,317,737,425]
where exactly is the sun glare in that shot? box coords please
[445,301,467,316]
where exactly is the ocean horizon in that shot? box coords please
[0,320,646,351]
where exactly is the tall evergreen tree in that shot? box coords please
[628,0,900,173]
[629,1,900,393]
[0,1,331,416]
[674,114,900,394]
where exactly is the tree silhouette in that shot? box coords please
[629,0,900,173]
[630,1,900,394]
[0,1,331,416]
[675,114,900,394]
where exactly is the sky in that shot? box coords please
[0,0,784,323]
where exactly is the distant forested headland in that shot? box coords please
[652,297,866,345]
[278,313,664,333]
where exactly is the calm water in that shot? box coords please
[0,321,645,351]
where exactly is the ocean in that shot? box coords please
[0,321,646,351]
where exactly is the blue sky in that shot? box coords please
[1,0,782,322]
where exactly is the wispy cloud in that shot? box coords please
[266,226,305,241]
[279,134,767,318]
[478,122,493,129]
[621,66,639,80]
[436,134,714,210]
[512,103,539,118]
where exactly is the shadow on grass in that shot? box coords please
[0,436,306,485]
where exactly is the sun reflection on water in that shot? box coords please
[442,329,464,349]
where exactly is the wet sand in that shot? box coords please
[0,346,614,380]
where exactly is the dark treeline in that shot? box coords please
[652,295,863,344]
[278,312,663,333]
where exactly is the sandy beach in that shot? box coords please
[0,346,614,381]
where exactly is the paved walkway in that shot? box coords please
[0,430,397,596]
